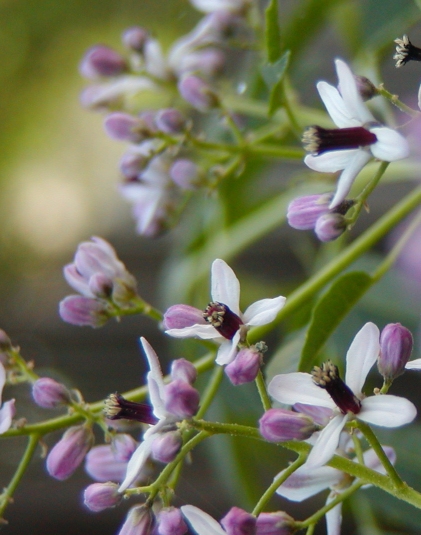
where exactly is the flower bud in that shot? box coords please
[170,359,197,385]
[119,151,149,179]
[122,27,149,52]
[163,305,206,330]
[378,323,413,381]
[113,433,138,461]
[32,378,71,408]
[84,482,122,512]
[178,49,225,78]
[287,194,332,230]
[224,346,263,385]
[164,380,200,419]
[221,507,256,535]
[104,112,152,143]
[170,160,203,190]
[80,45,127,79]
[155,109,187,134]
[259,408,316,442]
[178,75,219,111]
[157,507,188,535]
[59,296,110,327]
[88,273,114,298]
[339,75,378,101]
[256,512,295,535]
[314,213,346,242]
[118,506,155,535]
[85,440,137,483]
[151,431,182,464]
[47,425,94,480]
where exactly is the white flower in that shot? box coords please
[0,362,15,434]
[268,322,416,469]
[189,0,247,13]
[276,439,396,535]
[181,505,226,535]
[164,259,286,366]
[304,59,409,209]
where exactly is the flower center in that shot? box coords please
[203,301,243,340]
[394,35,421,68]
[104,393,158,424]
[303,126,377,155]
[312,361,361,415]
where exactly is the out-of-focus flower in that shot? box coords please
[0,362,15,434]
[170,159,204,190]
[79,45,128,79]
[189,0,249,14]
[164,259,286,366]
[178,75,220,111]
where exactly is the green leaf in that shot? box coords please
[260,50,290,116]
[298,271,373,372]
[265,0,281,62]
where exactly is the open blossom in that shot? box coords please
[164,259,286,366]
[268,323,416,469]
[0,362,15,434]
[303,59,409,209]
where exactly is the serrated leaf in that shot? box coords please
[260,50,290,116]
[265,0,281,62]
[298,271,373,372]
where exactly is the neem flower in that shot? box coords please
[303,59,409,209]
[164,259,286,366]
[268,323,416,468]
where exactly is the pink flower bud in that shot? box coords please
[163,305,205,330]
[85,443,134,482]
[119,151,149,179]
[178,75,219,111]
[32,378,71,408]
[378,323,413,381]
[287,194,332,230]
[84,482,122,512]
[155,109,187,134]
[47,425,94,480]
[118,506,155,535]
[224,346,263,385]
[259,409,316,442]
[256,512,295,535]
[113,433,138,461]
[80,45,127,79]
[151,431,182,464]
[157,507,188,535]
[104,112,151,143]
[59,296,110,327]
[164,380,200,419]
[314,213,347,242]
[221,507,256,535]
[170,160,203,190]
[122,27,149,52]
[170,359,197,385]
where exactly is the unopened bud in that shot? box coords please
[378,323,413,381]
[170,160,203,190]
[221,507,256,535]
[84,482,122,512]
[157,507,188,535]
[122,27,149,52]
[155,109,187,134]
[32,378,71,408]
[47,425,94,480]
[170,359,197,385]
[224,345,264,385]
[164,380,200,419]
[314,213,346,242]
[178,75,219,111]
[163,305,205,330]
[104,112,152,143]
[80,45,127,79]
[256,512,295,535]
[118,506,155,535]
[287,194,332,230]
[151,431,182,464]
[259,408,316,442]
[59,296,110,327]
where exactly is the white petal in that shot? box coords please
[329,150,371,208]
[405,359,421,370]
[267,373,335,409]
[358,395,416,427]
[0,399,15,434]
[306,414,349,469]
[0,362,6,405]
[211,259,241,315]
[243,296,286,326]
[345,323,380,394]
[276,465,342,502]
[181,505,226,535]
[304,150,355,173]
[215,334,240,366]
[165,324,220,340]
[335,59,375,125]
[141,338,165,389]
[325,494,342,535]
[147,375,167,420]
[363,446,396,474]
[118,434,156,492]
[317,82,358,128]
[370,127,410,161]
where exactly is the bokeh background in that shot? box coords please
[1,0,421,533]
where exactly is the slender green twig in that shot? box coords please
[255,370,272,411]
[377,84,420,117]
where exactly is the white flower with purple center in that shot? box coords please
[164,259,286,366]
[304,59,409,209]
[268,322,416,469]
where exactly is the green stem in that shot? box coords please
[0,433,40,519]
[110,297,163,322]
[255,370,272,411]
[377,85,420,117]
[196,364,223,419]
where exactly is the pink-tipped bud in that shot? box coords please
[164,380,200,419]
[314,213,346,242]
[224,345,264,385]
[259,408,316,443]
[378,323,413,381]
[151,431,182,464]
[122,27,149,52]
[104,112,152,143]
[170,359,197,385]
[155,109,187,134]
[221,507,256,535]
[256,512,295,535]
[170,160,203,190]
[118,506,155,535]
[32,378,71,408]
[46,425,94,480]
[157,507,188,535]
[178,75,219,111]
[84,482,122,512]
[80,45,127,79]
[287,194,332,230]
[163,304,206,330]
[59,296,110,327]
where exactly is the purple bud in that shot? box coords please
[84,482,122,512]
[80,45,127,79]
[32,378,71,408]
[256,512,295,535]
[155,109,187,134]
[170,359,197,385]
[314,213,346,242]
[178,75,219,111]
[85,439,138,483]
[164,380,200,418]
[287,194,332,230]
[378,323,413,381]
[151,431,182,464]
[163,304,206,330]
[220,507,256,535]
[157,507,188,535]
[118,506,155,535]
[120,151,149,179]
[170,160,203,190]
[259,409,316,442]
[113,433,138,461]
[59,296,110,327]
[224,346,263,386]
[339,75,377,101]
[47,425,94,480]
[104,112,152,143]
[122,27,149,52]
